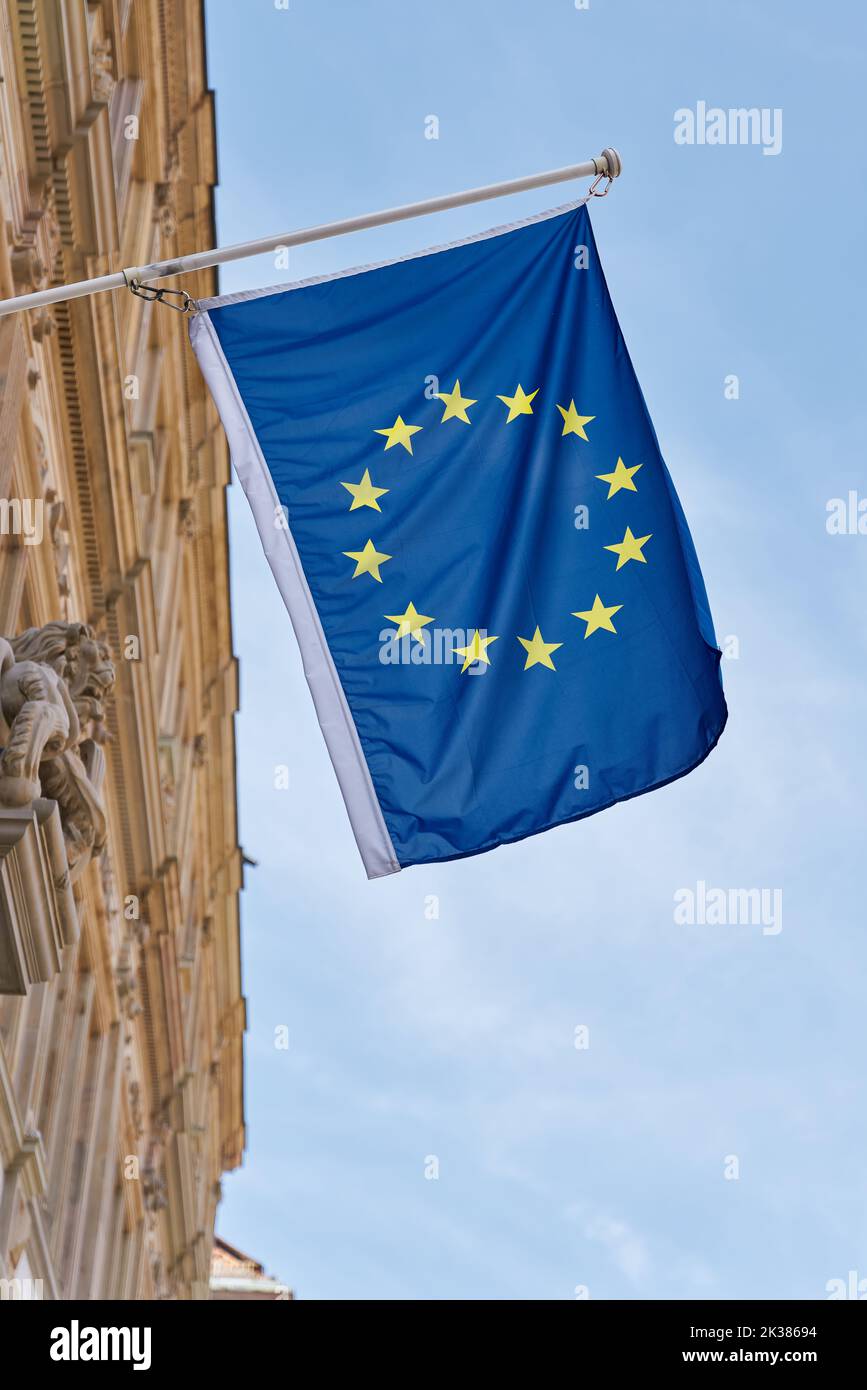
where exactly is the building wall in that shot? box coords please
[210,1236,293,1301]
[0,0,244,1300]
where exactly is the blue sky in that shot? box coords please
[203,0,866,1299]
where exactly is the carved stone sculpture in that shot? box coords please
[0,621,115,880]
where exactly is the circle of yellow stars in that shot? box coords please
[336,382,652,672]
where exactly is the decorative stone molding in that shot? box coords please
[154,181,177,240]
[0,798,77,993]
[90,37,116,105]
[9,242,48,293]
[9,208,60,297]
[177,497,196,540]
[142,1166,168,1213]
[158,738,177,849]
[115,939,142,1019]
[30,310,54,344]
[43,488,71,600]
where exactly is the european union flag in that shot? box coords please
[191,202,727,877]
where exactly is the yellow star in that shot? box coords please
[604,525,652,570]
[556,400,595,440]
[497,384,539,422]
[343,539,392,582]
[596,457,642,499]
[384,601,434,644]
[454,629,499,673]
[517,626,563,671]
[375,415,423,454]
[572,594,622,638]
[340,468,389,512]
[436,379,477,424]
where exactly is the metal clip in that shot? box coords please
[586,172,613,199]
[123,271,197,314]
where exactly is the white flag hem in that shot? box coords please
[189,311,401,880]
[192,197,589,312]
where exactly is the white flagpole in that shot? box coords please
[0,149,621,319]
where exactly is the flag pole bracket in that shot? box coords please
[584,148,621,201]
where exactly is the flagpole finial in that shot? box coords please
[600,148,622,179]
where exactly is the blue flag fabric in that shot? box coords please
[191,202,727,877]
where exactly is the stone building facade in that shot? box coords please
[0,0,244,1299]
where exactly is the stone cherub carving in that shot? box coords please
[0,622,115,880]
